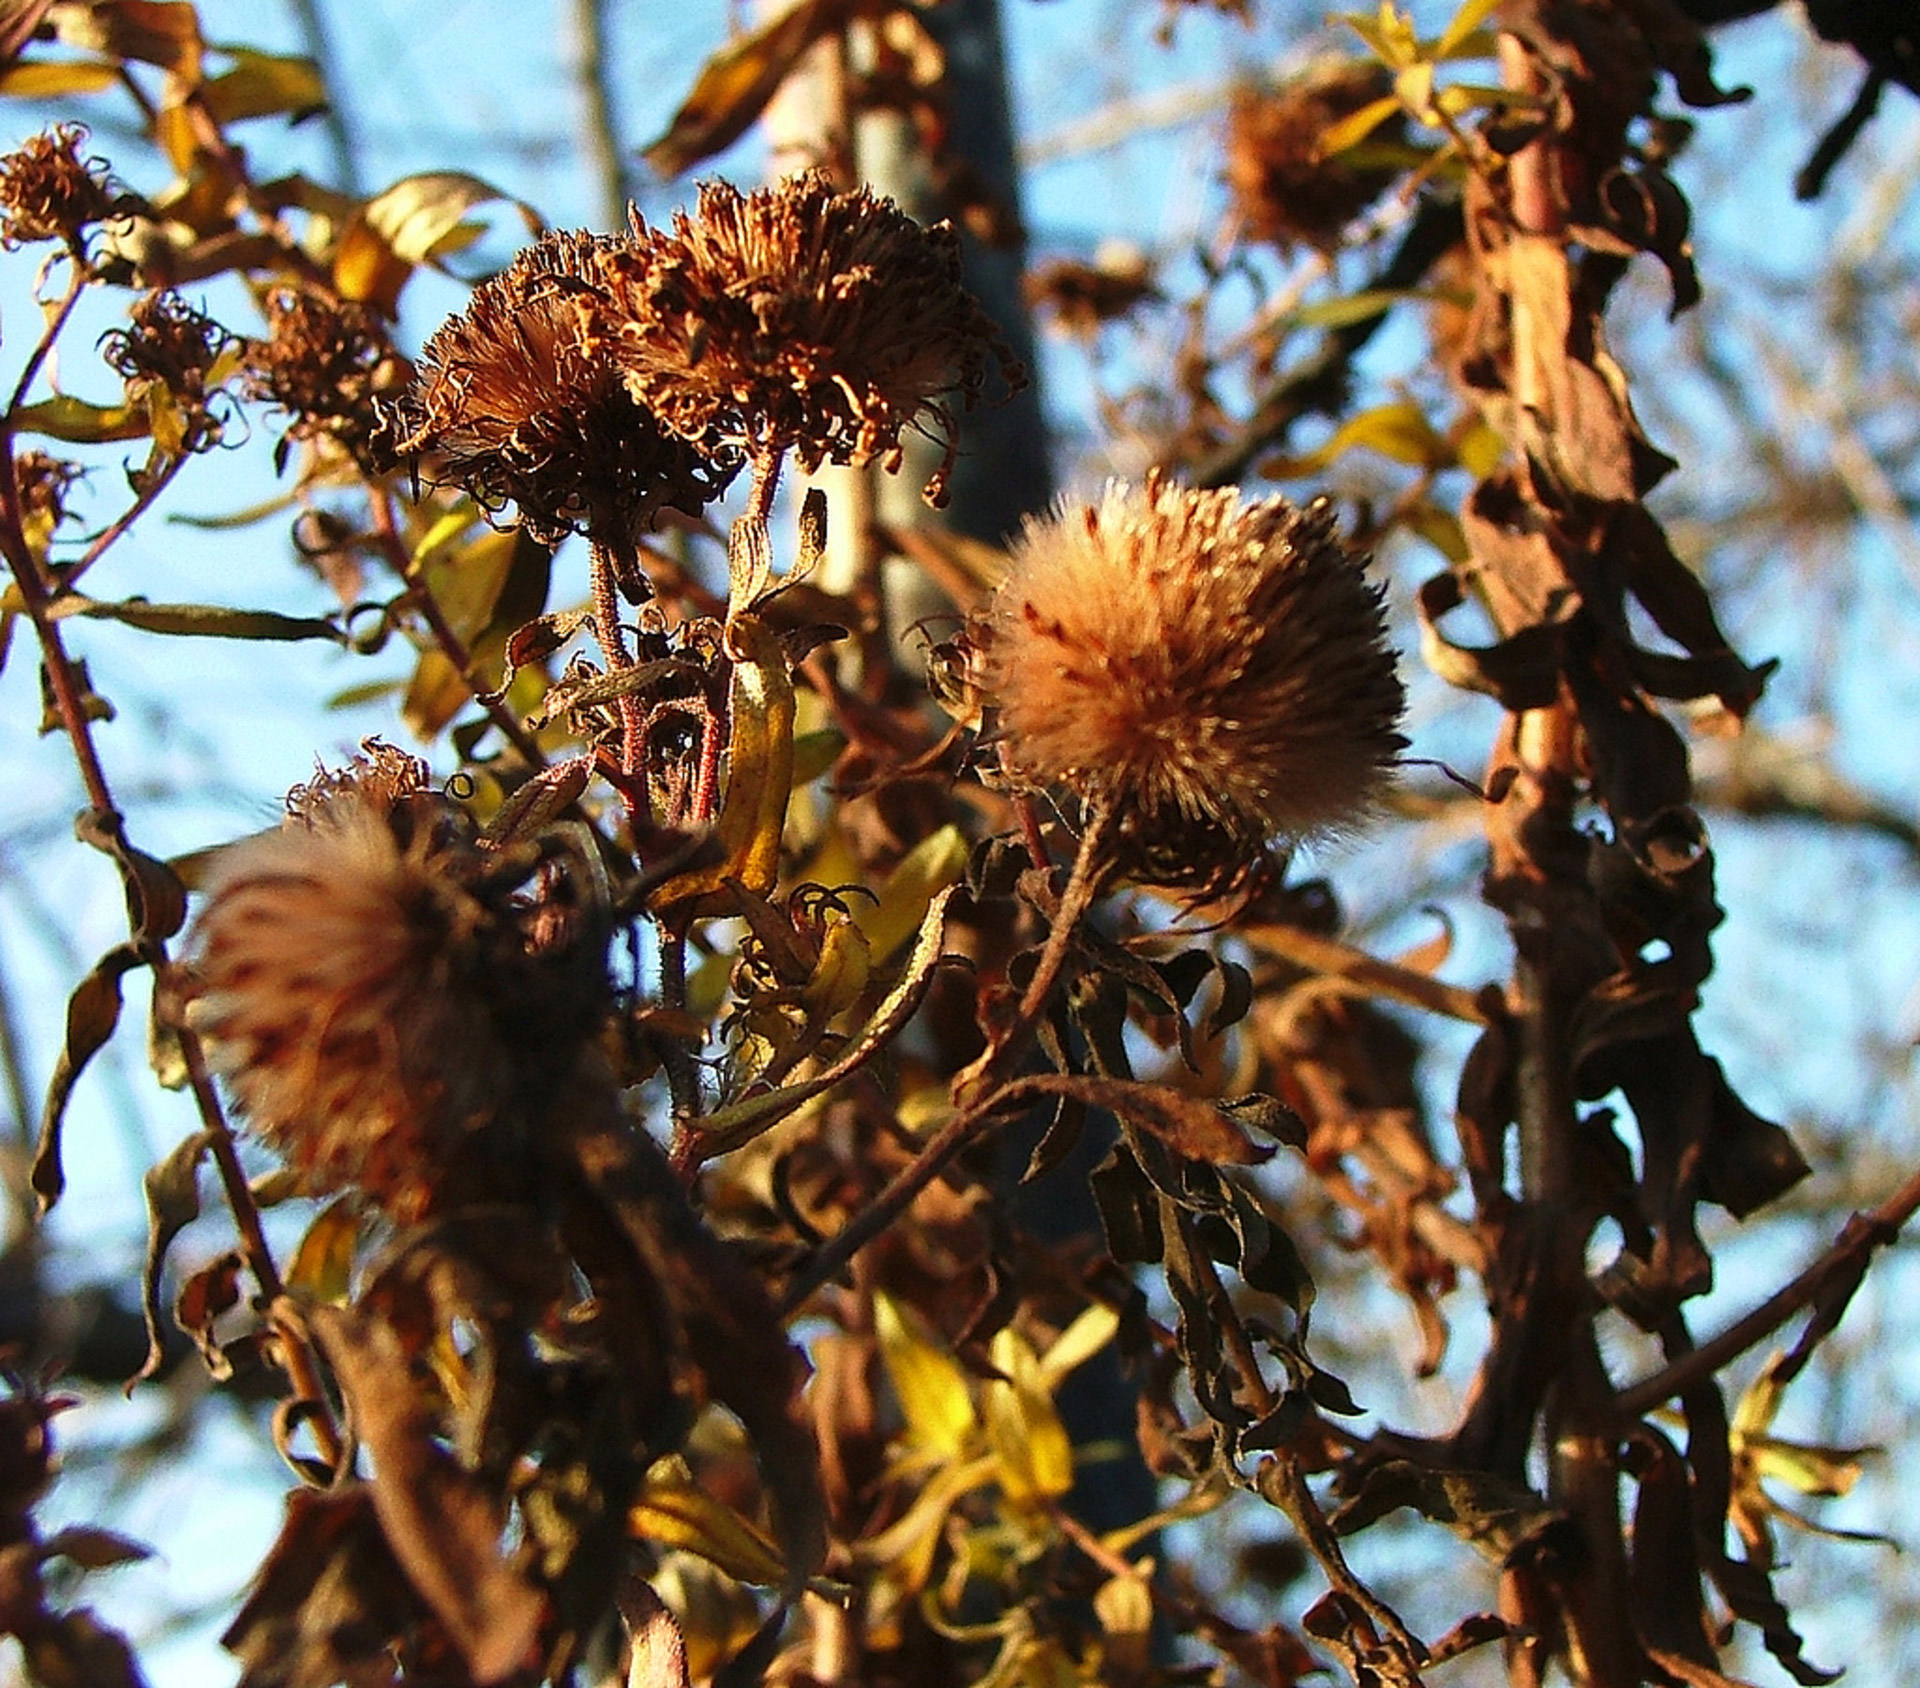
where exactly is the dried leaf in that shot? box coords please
[1331,1458,1568,1568]
[630,1458,788,1587]
[1000,1074,1270,1167]
[202,46,327,125]
[285,1198,361,1307]
[174,1249,243,1379]
[334,171,540,316]
[10,393,149,443]
[311,1302,545,1683]
[643,0,856,178]
[33,943,142,1213]
[40,1525,152,1570]
[133,1129,212,1386]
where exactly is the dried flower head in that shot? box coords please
[243,284,401,472]
[1226,65,1405,252]
[101,290,233,456]
[13,450,81,553]
[0,124,119,252]
[980,477,1406,888]
[185,746,608,1220]
[603,172,1019,501]
[384,228,736,547]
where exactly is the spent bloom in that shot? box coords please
[979,477,1405,888]
[243,284,402,472]
[1225,64,1405,253]
[101,290,234,457]
[601,171,1019,501]
[184,745,608,1221]
[0,124,120,253]
[384,227,736,547]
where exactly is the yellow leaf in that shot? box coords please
[1036,1303,1120,1393]
[856,824,968,962]
[984,1328,1073,1506]
[653,613,796,910]
[800,914,872,1021]
[284,1197,359,1306]
[1264,398,1450,478]
[202,47,327,125]
[855,1453,996,1597]
[631,1458,787,1586]
[0,60,120,98]
[874,1292,977,1460]
[334,172,539,316]
[1316,94,1407,160]
[1434,0,1503,60]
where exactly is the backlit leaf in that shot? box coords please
[33,943,142,1214]
[874,1291,977,1461]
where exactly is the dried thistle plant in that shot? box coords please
[183,745,607,1222]
[383,227,736,548]
[0,123,121,253]
[101,290,233,457]
[978,476,1406,888]
[242,284,403,473]
[602,171,1019,502]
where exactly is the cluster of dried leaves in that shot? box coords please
[0,3,1915,1688]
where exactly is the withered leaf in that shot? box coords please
[310,1303,545,1685]
[1331,1459,1569,1569]
[34,942,143,1213]
[224,1486,424,1688]
[1000,1073,1271,1167]
[132,1128,211,1387]
[643,0,857,178]
[174,1248,244,1380]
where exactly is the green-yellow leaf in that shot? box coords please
[13,394,150,444]
[1264,398,1451,478]
[874,1292,977,1460]
[1319,92,1405,159]
[1434,0,1503,60]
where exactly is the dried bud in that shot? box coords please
[979,477,1406,889]
[185,746,609,1220]
[243,285,401,472]
[1024,244,1160,339]
[0,124,119,252]
[101,291,233,456]
[383,228,736,547]
[603,172,1020,501]
[1226,65,1405,253]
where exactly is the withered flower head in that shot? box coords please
[1226,64,1405,252]
[184,745,609,1221]
[13,450,81,548]
[0,124,118,252]
[101,290,233,456]
[243,284,401,472]
[603,171,1019,502]
[383,228,736,547]
[979,476,1406,888]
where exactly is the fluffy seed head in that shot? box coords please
[243,285,401,472]
[185,747,607,1219]
[980,477,1406,888]
[602,172,1019,501]
[383,228,736,546]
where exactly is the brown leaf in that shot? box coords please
[131,1129,211,1387]
[33,943,143,1213]
[1000,1074,1271,1166]
[643,0,856,179]
[173,1248,244,1380]
[311,1303,545,1684]
[1330,1458,1569,1569]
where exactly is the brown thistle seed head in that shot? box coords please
[1226,64,1406,253]
[0,125,119,252]
[184,748,610,1221]
[602,171,1020,502]
[382,228,737,547]
[13,450,81,547]
[979,477,1406,889]
[243,285,402,472]
[101,291,233,456]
